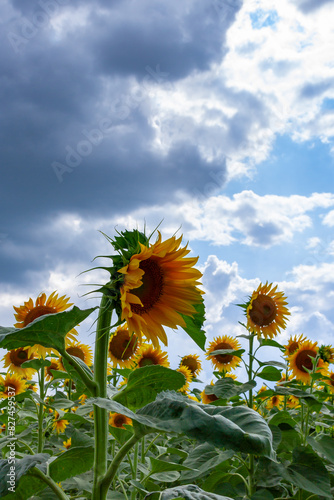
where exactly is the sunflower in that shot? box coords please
[45,360,62,381]
[200,381,219,404]
[2,347,36,378]
[179,354,202,377]
[109,413,132,429]
[256,385,269,400]
[319,345,334,364]
[289,340,328,384]
[206,335,241,372]
[246,282,290,339]
[64,341,93,367]
[266,394,284,410]
[134,344,169,368]
[53,411,69,434]
[117,233,203,347]
[283,334,307,357]
[286,395,300,408]
[78,394,88,405]
[324,372,334,393]
[108,325,140,368]
[13,292,78,358]
[63,438,72,450]
[176,365,193,393]
[0,373,27,398]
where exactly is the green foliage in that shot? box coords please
[180,301,206,350]
[0,306,96,352]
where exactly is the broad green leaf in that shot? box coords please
[67,428,94,447]
[0,473,46,500]
[0,306,96,352]
[267,411,298,429]
[149,457,193,474]
[21,358,51,370]
[90,392,275,458]
[113,365,186,409]
[257,360,287,369]
[208,378,256,400]
[258,339,285,350]
[0,454,49,498]
[151,471,181,482]
[49,445,94,482]
[257,366,282,382]
[145,484,234,499]
[285,445,332,498]
[251,489,275,500]
[181,443,234,481]
[180,301,206,350]
[307,434,334,464]
[256,457,286,488]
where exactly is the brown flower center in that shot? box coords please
[131,258,164,315]
[23,305,55,326]
[288,341,299,354]
[213,342,233,364]
[329,374,334,387]
[114,415,126,427]
[181,357,198,375]
[249,294,277,327]
[138,356,155,367]
[66,346,85,361]
[109,330,138,360]
[206,393,218,402]
[9,348,32,367]
[295,349,316,373]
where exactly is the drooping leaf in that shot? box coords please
[307,434,334,464]
[0,306,97,352]
[208,349,245,358]
[144,484,234,499]
[257,366,282,382]
[49,446,94,482]
[258,339,285,350]
[113,365,186,409]
[180,301,206,350]
[285,445,332,498]
[181,443,234,481]
[0,454,49,498]
[207,378,256,400]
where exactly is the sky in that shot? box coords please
[1,0,334,387]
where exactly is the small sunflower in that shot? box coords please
[108,325,139,368]
[117,233,203,347]
[0,373,27,398]
[2,347,36,378]
[246,282,290,339]
[266,394,284,410]
[53,411,69,434]
[109,413,132,429]
[65,341,93,367]
[179,354,202,377]
[200,381,218,404]
[176,365,193,393]
[256,385,269,399]
[78,394,88,405]
[289,340,328,384]
[134,344,169,368]
[319,345,334,364]
[13,292,78,358]
[287,395,300,408]
[45,360,62,381]
[283,334,307,357]
[63,438,72,450]
[206,335,241,372]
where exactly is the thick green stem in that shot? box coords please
[60,350,97,395]
[92,293,113,500]
[99,434,141,498]
[37,367,45,453]
[30,466,70,500]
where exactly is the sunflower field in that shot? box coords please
[1,229,334,500]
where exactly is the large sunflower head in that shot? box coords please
[53,411,69,434]
[206,335,241,372]
[100,229,204,348]
[108,325,139,368]
[13,292,78,358]
[283,334,307,357]
[246,282,290,339]
[176,365,193,393]
[64,341,93,367]
[133,344,169,368]
[0,373,27,398]
[289,340,328,384]
[109,412,132,429]
[179,354,202,377]
[2,347,36,378]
